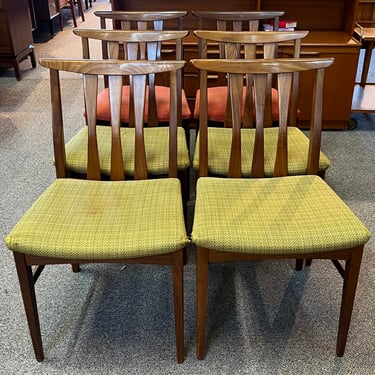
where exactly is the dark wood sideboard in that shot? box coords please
[110,0,361,129]
[0,0,36,80]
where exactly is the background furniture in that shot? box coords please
[110,0,361,130]
[32,0,62,36]
[0,0,36,80]
[351,0,375,114]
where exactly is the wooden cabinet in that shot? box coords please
[357,0,375,22]
[110,0,361,129]
[0,0,36,80]
[33,0,61,36]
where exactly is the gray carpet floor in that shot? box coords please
[1,1,374,374]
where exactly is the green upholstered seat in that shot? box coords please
[6,178,189,260]
[65,126,190,176]
[192,175,370,254]
[193,127,330,176]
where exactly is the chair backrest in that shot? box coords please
[192,11,284,31]
[39,58,185,180]
[73,29,188,127]
[94,10,187,31]
[191,58,334,178]
[194,30,308,127]
[94,11,187,64]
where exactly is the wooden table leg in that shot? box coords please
[360,40,375,86]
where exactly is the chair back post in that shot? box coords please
[307,67,325,175]
[49,69,68,178]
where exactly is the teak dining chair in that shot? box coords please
[191,58,371,359]
[192,11,285,127]
[5,59,189,363]
[193,29,307,128]
[72,29,191,213]
[92,10,192,128]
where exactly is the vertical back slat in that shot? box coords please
[251,74,267,178]
[145,41,159,127]
[243,43,256,128]
[83,74,101,180]
[108,75,125,181]
[228,73,243,178]
[132,74,148,180]
[274,72,293,177]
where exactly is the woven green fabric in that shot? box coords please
[191,175,371,254]
[65,126,190,175]
[193,127,330,176]
[5,179,189,259]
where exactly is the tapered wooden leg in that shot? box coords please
[172,249,184,363]
[72,264,80,273]
[336,246,364,356]
[69,1,78,27]
[77,0,85,22]
[13,252,44,362]
[295,259,304,270]
[196,247,209,360]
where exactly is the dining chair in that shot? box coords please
[192,29,307,128]
[192,11,285,127]
[72,29,191,215]
[4,58,189,363]
[190,57,371,359]
[92,10,192,129]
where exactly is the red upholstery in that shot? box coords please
[96,85,191,123]
[193,86,282,122]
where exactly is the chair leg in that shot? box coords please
[69,1,78,27]
[196,247,209,360]
[77,0,85,22]
[336,246,364,356]
[13,252,44,362]
[295,259,304,270]
[172,249,184,363]
[72,264,80,272]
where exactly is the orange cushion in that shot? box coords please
[96,85,192,123]
[193,86,281,122]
